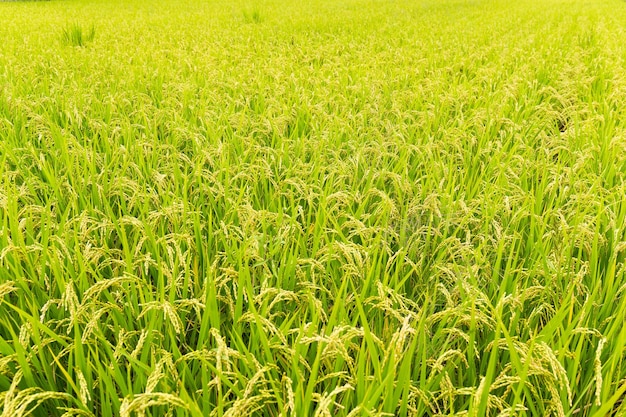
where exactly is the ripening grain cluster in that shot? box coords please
[1,0,626,415]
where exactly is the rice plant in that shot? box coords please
[1,0,626,416]
[61,22,95,46]
[242,7,263,23]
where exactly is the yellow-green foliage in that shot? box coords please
[1,0,626,415]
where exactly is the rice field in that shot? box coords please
[1,0,626,415]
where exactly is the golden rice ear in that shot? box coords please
[281,375,296,417]
[0,281,17,302]
[595,338,607,406]
[312,383,354,417]
[1,370,72,417]
[119,393,188,417]
[76,370,91,406]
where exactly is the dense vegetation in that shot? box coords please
[1,0,626,415]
